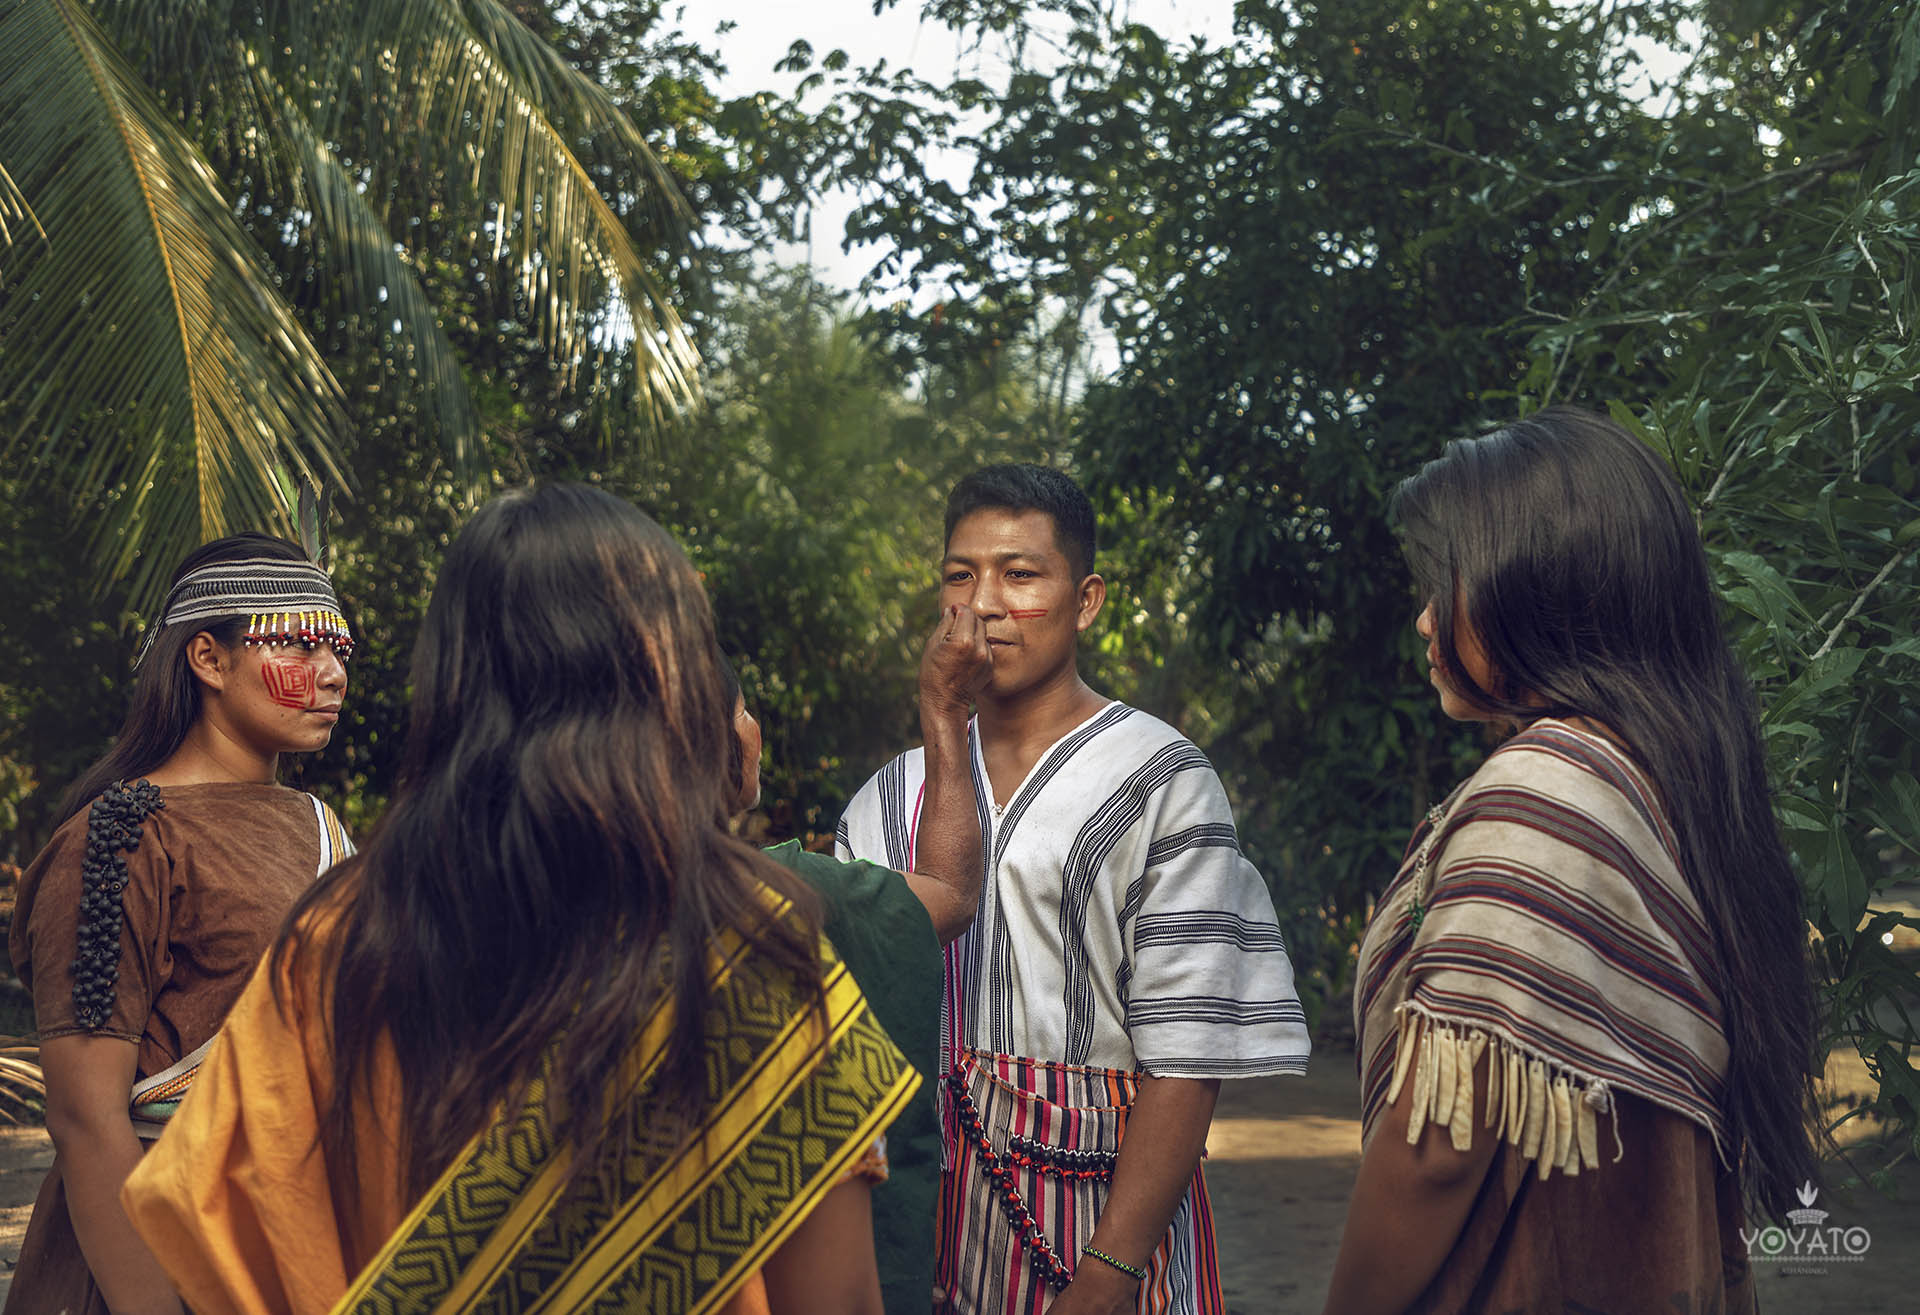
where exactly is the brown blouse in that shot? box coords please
[1413,1089,1758,1315]
[5,782,334,1315]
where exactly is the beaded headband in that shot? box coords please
[136,556,353,665]
[241,610,355,657]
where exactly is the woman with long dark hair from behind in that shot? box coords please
[7,535,354,1315]
[1323,407,1818,1313]
[123,484,919,1315]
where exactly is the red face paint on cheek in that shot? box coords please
[1007,609,1049,620]
[261,657,318,709]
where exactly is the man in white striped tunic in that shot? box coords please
[839,465,1311,1315]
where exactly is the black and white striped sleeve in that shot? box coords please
[1120,762,1311,1079]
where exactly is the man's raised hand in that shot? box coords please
[911,605,991,943]
[921,605,992,719]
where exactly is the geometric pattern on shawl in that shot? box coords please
[331,921,919,1315]
[1354,720,1731,1170]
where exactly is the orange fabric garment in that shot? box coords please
[119,919,774,1315]
[118,930,405,1314]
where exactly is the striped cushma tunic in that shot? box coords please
[839,702,1310,1315]
[1354,719,1756,1313]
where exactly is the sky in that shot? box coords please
[676,1,1694,299]
[700,0,1236,96]
[688,0,1239,290]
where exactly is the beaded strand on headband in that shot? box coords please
[245,611,355,660]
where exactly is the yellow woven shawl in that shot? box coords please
[333,930,919,1315]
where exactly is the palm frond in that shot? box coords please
[377,0,698,426]
[452,0,691,235]
[276,0,701,428]
[110,0,703,433]
[246,50,484,478]
[0,0,352,604]
[0,156,44,250]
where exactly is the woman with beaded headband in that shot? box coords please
[7,532,354,1315]
[1323,408,1819,1314]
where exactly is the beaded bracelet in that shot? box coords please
[1082,1247,1146,1282]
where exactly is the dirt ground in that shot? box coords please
[1207,1046,1920,1314]
[1,1047,1913,1312]
[0,1121,51,1307]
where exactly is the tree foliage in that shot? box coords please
[632,273,1056,840]
[833,0,1674,1024]
[0,0,700,600]
[837,0,1920,1151]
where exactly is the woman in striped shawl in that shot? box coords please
[1324,407,1820,1314]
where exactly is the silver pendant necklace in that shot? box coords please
[1406,801,1451,930]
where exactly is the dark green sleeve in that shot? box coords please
[763,840,943,1315]
[762,840,941,1087]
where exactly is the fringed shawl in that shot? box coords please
[1354,720,1732,1178]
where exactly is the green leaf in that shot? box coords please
[1764,648,1865,724]
[1719,550,1811,643]
[1819,820,1872,941]
[1803,306,1835,372]
[1775,793,1830,832]
[1870,1043,1920,1125]
[1885,4,1920,113]
[1606,399,1657,449]
[1863,774,1920,856]
[0,0,351,602]
[1762,720,1821,745]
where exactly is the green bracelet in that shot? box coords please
[1082,1247,1146,1282]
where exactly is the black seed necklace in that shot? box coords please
[945,1068,1119,1292]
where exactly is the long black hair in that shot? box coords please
[56,532,313,824]
[276,484,823,1198]
[1393,405,1819,1219]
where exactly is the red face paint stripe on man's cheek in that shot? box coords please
[261,657,318,709]
[1008,609,1049,619]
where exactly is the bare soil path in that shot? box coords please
[0,1122,52,1306]
[2,1049,1912,1311]
[1209,1046,1920,1314]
